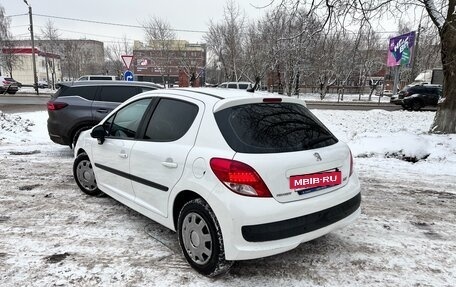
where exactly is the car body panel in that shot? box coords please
[130,95,206,217]
[74,87,361,262]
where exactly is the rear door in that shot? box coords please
[130,96,203,217]
[215,101,351,203]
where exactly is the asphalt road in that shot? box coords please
[1,93,403,112]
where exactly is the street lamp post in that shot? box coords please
[23,0,38,94]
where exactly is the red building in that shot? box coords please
[132,40,206,87]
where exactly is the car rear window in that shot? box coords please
[215,103,338,153]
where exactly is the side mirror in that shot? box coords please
[90,125,106,144]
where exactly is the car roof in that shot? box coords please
[171,87,269,99]
[79,75,116,77]
[220,81,252,85]
[58,80,163,89]
[138,88,306,111]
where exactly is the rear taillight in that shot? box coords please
[349,150,354,176]
[209,158,272,197]
[2,80,10,85]
[47,101,68,111]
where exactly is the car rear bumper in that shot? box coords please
[241,192,360,242]
[390,98,403,105]
[47,119,71,145]
[211,173,362,260]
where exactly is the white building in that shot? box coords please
[1,47,62,86]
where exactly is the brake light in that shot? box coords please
[2,80,10,85]
[263,98,282,103]
[47,101,68,110]
[349,150,354,176]
[210,158,272,197]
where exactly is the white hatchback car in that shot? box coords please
[73,88,361,276]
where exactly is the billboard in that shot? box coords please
[387,31,416,67]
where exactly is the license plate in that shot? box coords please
[290,171,342,190]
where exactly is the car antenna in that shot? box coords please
[247,76,260,93]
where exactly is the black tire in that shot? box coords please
[411,100,422,111]
[72,125,93,148]
[7,91,17,94]
[73,152,104,197]
[177,198,233,276]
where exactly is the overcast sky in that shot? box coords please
[3,0,268,45]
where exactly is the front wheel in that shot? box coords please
[177,198,233,276]
[73,152,104,196]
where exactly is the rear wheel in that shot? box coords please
[411,100,422,111]
[177,198,233,276]
[73,152,104,196]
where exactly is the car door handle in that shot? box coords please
[161,161,178,168]
[97,109,109,113]
[119,153,128,159]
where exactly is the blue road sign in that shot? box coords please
[124,70,134,81]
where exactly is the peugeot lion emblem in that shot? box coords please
[313,152,322,161]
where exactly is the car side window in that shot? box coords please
[79,76,88,81]
[144,98,198,142]
[228,83,237,89]
[104,98,152,139]
[60,86,98,100]
[98,86,140,102]
[238,83,249,89]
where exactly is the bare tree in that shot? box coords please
[142,16,176,86]
[204,0,246,83]
[0,5,8,45]
[0,6,21,78]
[105,35,132,78]
[267,0,456,133]
[39,20,60,88]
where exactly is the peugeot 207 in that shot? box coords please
[73,88,361,276]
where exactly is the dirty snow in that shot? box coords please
[0,108,455,286]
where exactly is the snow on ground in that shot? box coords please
[0,108,455,286]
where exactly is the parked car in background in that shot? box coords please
[4,77,22,88]
[0,76,19,94]
[73,88,361,276]
[78,75,119,81]
[47,80,162,147]
[390,84,442,111]
[37,80,48,89]
[218,81,252,90]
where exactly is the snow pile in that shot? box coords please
[313,109,456,176]
[0,110,50,145]
[0,111,35,142]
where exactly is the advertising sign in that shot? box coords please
[387,31,416,67]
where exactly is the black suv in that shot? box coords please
[47,80,162,147]
[390,84,442,111]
